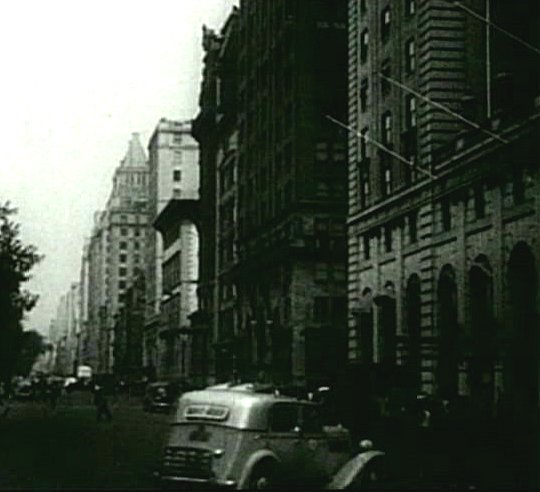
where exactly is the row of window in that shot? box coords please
[362,210,419,260]
[360,32,415,74]
[359,0,416,36]
[359,95,416,139]
[119,241,141,250]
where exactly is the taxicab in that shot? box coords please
[155,383,385,489]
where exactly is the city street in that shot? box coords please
[0,391,169,490]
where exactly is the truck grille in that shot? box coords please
[162,446,212,479]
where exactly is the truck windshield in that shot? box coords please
[184,404,229,421]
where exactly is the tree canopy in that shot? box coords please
[0,202,43,384]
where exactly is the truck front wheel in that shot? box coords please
[248,461,278,489]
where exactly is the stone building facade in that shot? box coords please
[153,199,200,383]
[347,0,540,408]
[144,119,199,377]
[194,1,349,386]
[82,134,150,374]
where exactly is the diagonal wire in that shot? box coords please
[378,73,509,144]
[448,0,540,56]
[325,115,437,180]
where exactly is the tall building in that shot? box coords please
[192,13,237,385]
[194,1,349,386]
[84,133,150,374]
[113,269,146,379]
[52,284,80,375]
[144,119,199,377]
[154,199,200,382]
[347,1,539,484]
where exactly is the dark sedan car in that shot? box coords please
[142,382,180,413]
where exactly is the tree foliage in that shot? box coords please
[14,330,47,377]
[0,202,43,383]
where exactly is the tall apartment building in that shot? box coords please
[192,12,238,384]
[84,133,150,374]
[144,119,199,377]
[194,1,349,386]
[51,283,80,375]
[154,199,200,382]
[347,0,539,455]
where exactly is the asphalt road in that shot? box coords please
[0,391,170,490]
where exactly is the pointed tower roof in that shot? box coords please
[121,132,147,168]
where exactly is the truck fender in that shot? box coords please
[326,450,385,489]
[237,449,281,489]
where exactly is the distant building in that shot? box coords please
[84,133,150,374]
[144,119,199,379]
[153,199,200,383]
[113,269,146,380]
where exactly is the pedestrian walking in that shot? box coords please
[93,384,112,421]
[48,383,61,410]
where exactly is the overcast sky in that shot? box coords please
[0,0,237,336]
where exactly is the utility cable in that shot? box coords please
[325,115,437,180]
[447,0,540,56]
[378,73,509,144]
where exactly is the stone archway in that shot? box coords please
[469,255,496,410]
[507,242,539,411]
[437,265,459,399]
[506,241,539,487]
[405,274,422,390]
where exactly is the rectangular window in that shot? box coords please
[118,280,126,289]
[360,0,367,14]
[315,142,328,161]
[406,95,417,128]
[382,112,393,146]
[360,79,369,112]
[119,241,128,250]
[512,168,525,204]
[119,267,127,277]
[119,254,127,263]
[360,29,369,63]
[120,228,128,236]
[173,169,181,182]
[363,235,371,260]
[360,127,369,160]
[442,199,452,231]
[406,39,416,73]
[383,167,392,196]
[381,59,391,96]
[381,7,391,41]
[408,211,418,243]
[474,185,486,219]
[384,225,392,252]
[134,242,140,250]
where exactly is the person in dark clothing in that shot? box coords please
[93,385,112,421]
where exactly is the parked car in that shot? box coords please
[155,383,385,489]
[13,379,34,400]
[143,382,180,413]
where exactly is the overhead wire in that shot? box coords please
[446,0,540,56]
[325,115,437,180]
[377,73,509,144]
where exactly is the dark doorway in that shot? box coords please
[359,288,374,364]
[506,242,539,488]
[375,282,397,367]
[405,274,422,390]
[437,265,459,399]
[469,255,495,411]
[507,242,538,406]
